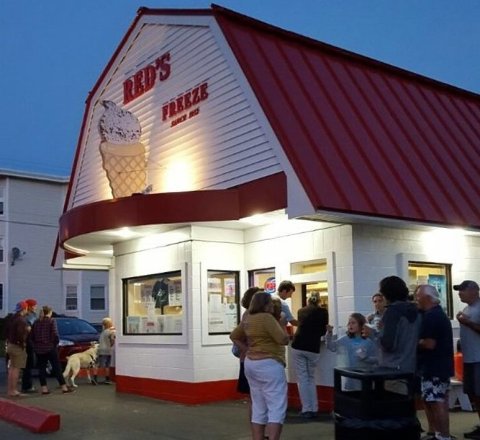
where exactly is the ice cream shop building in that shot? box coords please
[56,6,480,406]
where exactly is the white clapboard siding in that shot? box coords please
[70,16,282,209]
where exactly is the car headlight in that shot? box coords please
[58,339,74,347]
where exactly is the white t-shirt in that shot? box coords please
[460,299,480,363]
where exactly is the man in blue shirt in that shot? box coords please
[416,284,454,440]
[274,280,298,327]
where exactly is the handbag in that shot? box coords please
[231,344,241,358]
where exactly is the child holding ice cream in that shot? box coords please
[326,313,378,390]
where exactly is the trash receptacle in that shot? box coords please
[334,367,421,440]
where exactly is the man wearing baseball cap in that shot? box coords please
[5,301,29,397]
[455,280,480,439]
[416,285,454,440]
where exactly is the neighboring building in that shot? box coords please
[0,169,108,323]
[55,6,480,407]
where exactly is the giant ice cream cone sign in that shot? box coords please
[99,101,147,198]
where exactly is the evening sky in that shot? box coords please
[1,0,479,176]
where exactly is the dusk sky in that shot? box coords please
[1,0,479,176]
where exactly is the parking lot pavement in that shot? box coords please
[0,362,477,440]
[0,369,336,439]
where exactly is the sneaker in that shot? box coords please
[103,380,112,385]
[21,386,37,393]
[299,411,317,419]
[465,426,480,439]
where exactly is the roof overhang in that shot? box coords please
[58,172,287,266]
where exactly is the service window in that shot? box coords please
[408,261,452,318]
[207,270,240,335]
[123,271,183,335]
[302,282,329,308]
[248,268,275,293]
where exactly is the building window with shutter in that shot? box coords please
[0,238,4,263]
[90,285,106,310]
[0,284,3,310]
[65,285,78,311]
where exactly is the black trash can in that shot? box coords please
[334,367,421,440]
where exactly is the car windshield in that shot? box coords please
[56,319,98,336]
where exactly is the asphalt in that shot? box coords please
[0,360,477,439]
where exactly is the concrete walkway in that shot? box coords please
[0,362,477,439]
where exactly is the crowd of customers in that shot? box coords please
[4,298,116,398]
[231,275,479,440]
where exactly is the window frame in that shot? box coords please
[90,284,106,311]
[206,269,240,336]
[408,261,453,318]
[248,268,275,293]
[122,270,184,336]
[65,284,78,311]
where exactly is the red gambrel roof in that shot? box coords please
[212,5,480,229]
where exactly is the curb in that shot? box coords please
[0,398,60,433]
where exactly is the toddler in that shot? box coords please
[93,317,116,384]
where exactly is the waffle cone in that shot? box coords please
[100,141,147,198]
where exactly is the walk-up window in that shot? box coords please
[289,258,331,318]
[123,271,183,335]
[207,270,240,335]
[248,268,275,293]
[408,261,452,318]
[302,282,328,307]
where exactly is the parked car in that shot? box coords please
[54,316,99,367]
[90,322,104,333]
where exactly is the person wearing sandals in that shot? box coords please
[31,305,74,394]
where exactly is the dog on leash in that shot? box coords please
[63,343,99,388]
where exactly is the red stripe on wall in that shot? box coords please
[115,374,334,410]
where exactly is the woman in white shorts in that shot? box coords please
[230,291,290,440]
